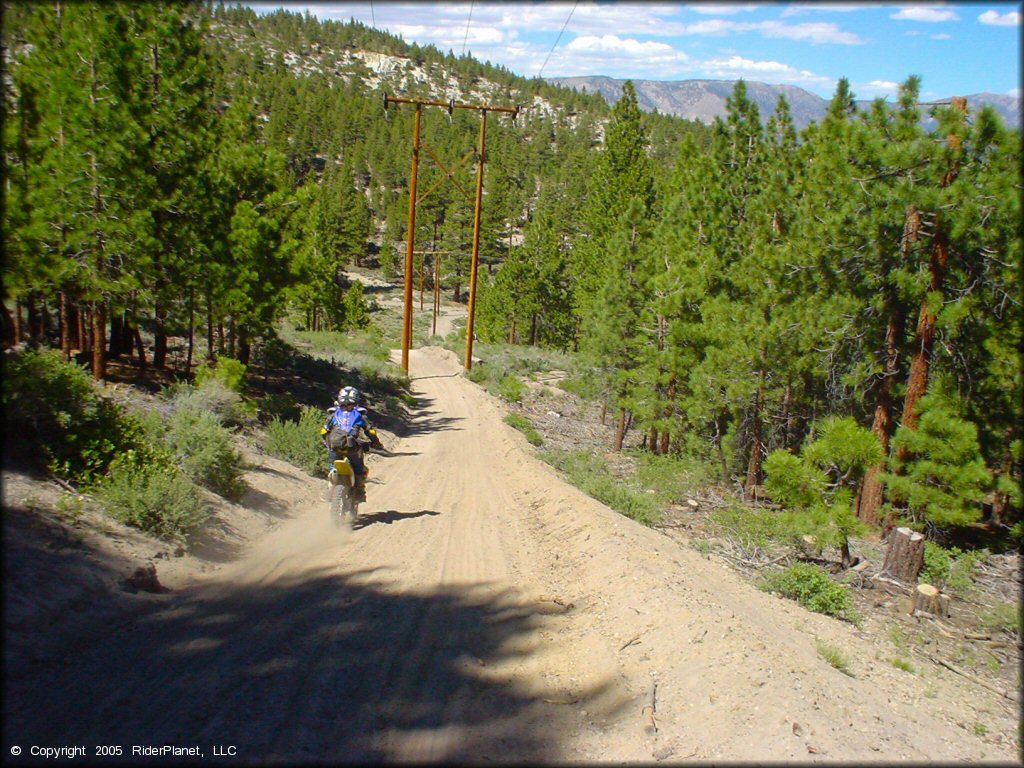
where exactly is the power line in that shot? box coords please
[538,0,577,79]
[369,0,375,28]
[461,0,474,57]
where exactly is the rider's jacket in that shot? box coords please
[328,407,368,436]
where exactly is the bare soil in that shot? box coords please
[2,344,1021,764]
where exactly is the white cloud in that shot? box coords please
[780,4,871,17]
[566,34,688,62]
[891,7,960,23]
[758,21,863,44]
[861,79,901,95]
[1009,88,1021,98]
[701,55,834,87]
[978,10,1021,26]
[930,32,952,39]
[686,3,759,15]
[390,23,506,47]
[681,19,862,44]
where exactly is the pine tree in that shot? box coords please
[882,385,992,530]
[571,81,655,326]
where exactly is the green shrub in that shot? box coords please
[816,639,854,675]
[764,418,879,564]
[497,374,527,403]
[760,562,861,624]
[263,405,328,476]
[919,543,987,593]
[558,373,604,401]
[504,414,543,446]
[710,504,800,551]
[164,407,245,500]
[1,348,152,483]
[94,456,207,544]
[259,392,302,423]
[539,449,661,526]
[889,657,915,673]
[195,356,247,393]
[167,378,253,427]
[633,452,715,504]
[979,602,1022,635]
[763,450,827,509]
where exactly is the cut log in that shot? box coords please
[880,527,925,584]
[912,584,951,617]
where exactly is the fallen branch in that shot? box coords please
[642,681,658,735]
[925,654,1014,700]
[53,477,79,494]
[717,548,791,569]
[619,634,641,651]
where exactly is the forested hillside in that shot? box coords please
[3,1,1020,540]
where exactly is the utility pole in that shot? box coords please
[384,94,519,374]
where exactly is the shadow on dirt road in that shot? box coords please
[5,562,592,763]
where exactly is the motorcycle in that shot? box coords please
[323,407,373,529]
[327,448,361,529]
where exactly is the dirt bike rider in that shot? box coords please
[322,386,382,502]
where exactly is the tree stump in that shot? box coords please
[880,527,925,584]
[912,583,951,617]
[798,534,822,559]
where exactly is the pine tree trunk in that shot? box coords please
[780,382,796,451]
[109,312,125,357]
[895,103,965,465]
[1,302,17,347]
[744,362,767,500]
[59,292,71,359]
[661,374,676,455]
[840,539,853,569]
[715,416,729,480]
[76,304,86,353]
[153,299,168,369]
[91,302,107,380]
[27,293,41,344]
[186,286,195,377]
[205,288,214,362]
[13,300,24,345]
[614,408,627,452]
[865,204,919,530]
[861,299,908,526]
[41,295,52,341]
[648,426,658,453]
[132,322,147,372]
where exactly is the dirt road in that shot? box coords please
[4,346,1018,763]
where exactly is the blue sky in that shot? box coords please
[244,2,1021,101]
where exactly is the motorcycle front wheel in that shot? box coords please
[329,483,358,529]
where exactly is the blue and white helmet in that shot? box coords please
[337,386,360,406]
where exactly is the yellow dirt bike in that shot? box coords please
[327,451,361,529]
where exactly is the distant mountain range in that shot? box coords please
[547,76,1021,130]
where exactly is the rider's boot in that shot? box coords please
[354,474,367,502]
